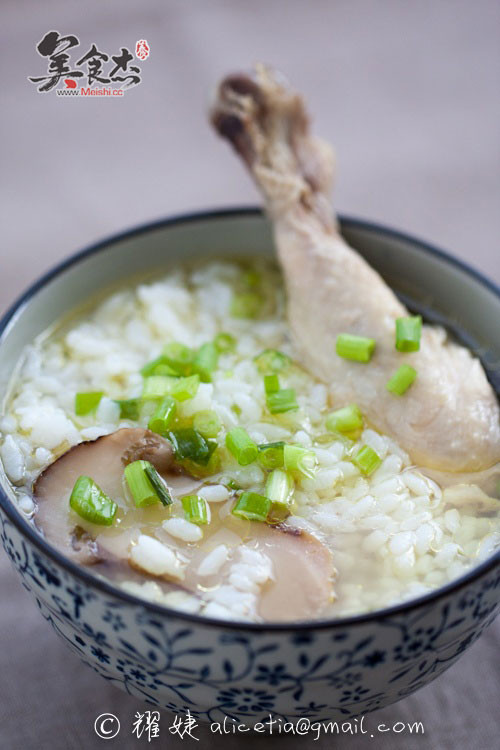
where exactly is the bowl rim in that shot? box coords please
[0,206,498,632]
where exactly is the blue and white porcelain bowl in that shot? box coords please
[0,209,499,723]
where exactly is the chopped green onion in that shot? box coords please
[232,491,271,522]
[267,388,299,414]
[75,391,103,416]
[264,374,280,394]
[148,396,177,435]
[115,398,141,421]
[168,428,217,466]
[153,365,178,377]
[144,464,173,506]
[182,494,209,524]
[69,476,117,525]
[140,355,178,377]
[254,349,291,374]
[336,333,376,363]
[170,374,200,401]
[162,341,195,376]
[223,477,241,491]
[326,404,363,435]
[193,342,219,382]
[284,444,318,478]
[266,469,294,505]
[242,268,261,287]
[193,410,221,438]
[267,502,291,525]
[142,375,176,399]
[125,460,168,507]
[214,332,236,353]
[230,292,262,319]
[181,449,220,479]
[386,364,417,395]
[257,441,285,469]
[353,445,382,476]
[226,427,258,466]
[395,315,422,352]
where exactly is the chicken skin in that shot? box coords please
[211,65,500,473]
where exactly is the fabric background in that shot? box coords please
[0,1,498,748]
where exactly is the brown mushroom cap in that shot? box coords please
[32,427,336,621]
[33,428,200,564]
[254,524,335,620]
[175,518,336,621]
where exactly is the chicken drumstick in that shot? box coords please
[211,65,500,473]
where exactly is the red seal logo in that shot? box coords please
[135,40,150,61]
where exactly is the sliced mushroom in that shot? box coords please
[33,428,201,565]
[33,427,335,620]
[173,519,336,621]
[71,525,100,561]
[253,523,336,621]
[121,430,176,473]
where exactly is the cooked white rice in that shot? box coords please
[1,259,499,621]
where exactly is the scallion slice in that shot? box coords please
[124,460,170,507]
[231,491,271,522]
[284,444,318,478]
[336,333,376,363]
[168,428,217,466]
[182,494,209,524]
[153,365,178,377]
[142,375,176,400]
[193,410,221,438]
[266,469,294,505]
[170,374,200,402]
[242,268,261,287]
[115,398,141,421]
[148,396,177,435]
[395,315,422,352]
[267,502,292,525]
[69,476,117,525]
[386,364,417,395]
[230,292,262,319]
[254,349,291,374]
[162,341,195,376]
[353,445,382,476]
[264,373,280,394]
[140,355,178,377]
[226,427,258,466]
[223,477,241,491]
[144,464,173,506]
[214,332,237,353]
[257,441,285,469]
[267,388,299,414]
[326,403,363,435]
[193,342,219,382]
[75,391,103,416]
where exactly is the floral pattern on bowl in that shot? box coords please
[0,210,499,723]
[1,508,498,723]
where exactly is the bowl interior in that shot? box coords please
[0,208,499,628]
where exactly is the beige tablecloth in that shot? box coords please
[0,1,499,748]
